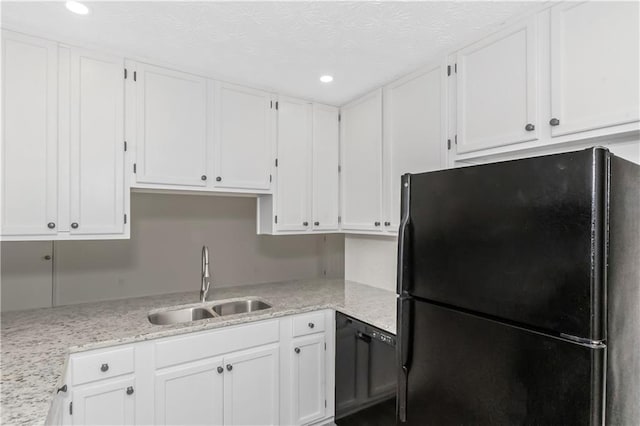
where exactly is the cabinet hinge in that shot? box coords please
[124,214,127,224]
[275,215,278,224]
[455,134,458,145]
[133,163,137,173]
[269,174,272,183]
[124,68,127,79]
[338,113,341,122]
[447,139,451,150]
[454,63,457,73]
[338,216,342,224]
[270,100,273,109]
[324,342,327,350]
[69,401,73,415]
[275,158,278,167]
[133,71,137,81]
[275,101,279,110]
[325,400,327,408]
[447,65,451,76]
[124,141,127,152]
[338,165,341,173]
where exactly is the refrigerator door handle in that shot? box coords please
[397,174,412,295]
[397,296,412,423]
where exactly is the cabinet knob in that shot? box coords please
[308,322,315,329]
[201,175,207,181]
[47,222,56,229]
[384,221,391,227]
[216,176,222,182]
[525,123,535,131]
[303,221,309,226]
[126,386,134,395]
[71,222,79,229]
[374,221,381,227]
[314,221,320,226]
[217,366,224,374]
[549,118,560,126]
[294,347,300,354]
[226,364,233,371]
[43,255,52,261]
[100,363,109,372]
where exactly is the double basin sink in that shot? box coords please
[148,299,272,326]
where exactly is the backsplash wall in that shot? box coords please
[0,193,344,311]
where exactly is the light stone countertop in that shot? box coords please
[0,278,396,426]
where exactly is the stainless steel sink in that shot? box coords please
[211,299,271,316]
[148,307,215,325]
[148,299,272,325]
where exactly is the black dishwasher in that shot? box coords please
[335,312,397,425]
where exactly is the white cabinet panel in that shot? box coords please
[1,31,58,237]
[384,65,446,230]
[291,334,325,425]
[550,2,640,137]
[72,376,135,425]
[154,357,224,425]
[224,345,279,425]
[215,82,273,190]
[276,98,312,231]
[69,49,125,235]
[135,63,208,187]
[340,90,383,232]
[312,104,340,231]
[456,17,539,153]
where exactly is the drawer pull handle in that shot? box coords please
[217,366,224,374]
[126,386,134,395]
[226,364,233,371]
[294,347,301,354]
[100,363,109,372]
[549,118,560,126]
[525,123,535,131]
[308,322,315,329]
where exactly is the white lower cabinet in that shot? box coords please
[60,313,334,426]
[71,376,136,425]
[290,334,326,425]
[154,357,225,425]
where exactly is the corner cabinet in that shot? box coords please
[455,16,539,154]
[1,30,129,241]
[340,89,384,233]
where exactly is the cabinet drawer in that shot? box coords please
[292,311,325,337]
[71,346,135,386]
[155,320,279,369]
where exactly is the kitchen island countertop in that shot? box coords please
[1,278,396,425]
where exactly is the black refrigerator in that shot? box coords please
[396,147,640,425]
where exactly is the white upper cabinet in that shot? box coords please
[550,1,640,137]
[275,97,312,232]
[456,17,539,154]
[1,31,58,237]
[383,64,446,230]
[214,82,273,191]
[135,63,208,187]
[340,89,384,232]
[312,104,340,232]
[68,49,125,235]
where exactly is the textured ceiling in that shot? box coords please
[1,1,538,105]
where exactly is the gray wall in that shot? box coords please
[1,193,344,311]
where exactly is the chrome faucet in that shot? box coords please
[200,246,211,302]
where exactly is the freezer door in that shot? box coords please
[398,299,605,425]
[403,147,608,340]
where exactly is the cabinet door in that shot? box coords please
[224,345,279,425]
[276,98,312,232]
[135,63,208,187]
[69,49,125,235]
[384,65,446,230]
[340,90,383,232]
[1,31,58,237]
[312,104,340,232]
[72,376,135,425]
[155,357,224,425]
[291,334,326,425]
[550,2,639,137]
[215,82,273,190]
[456,17,538,153]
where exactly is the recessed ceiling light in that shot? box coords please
[65,1,89,15]
[320,75,334,83]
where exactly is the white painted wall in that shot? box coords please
[344,235,397,292]
[1,193,344,310]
